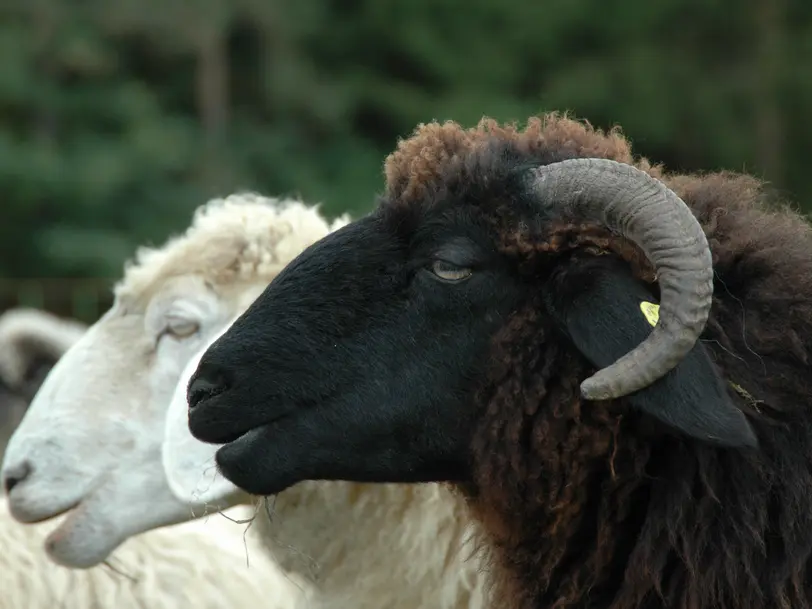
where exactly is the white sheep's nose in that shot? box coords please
[2,460,33,496]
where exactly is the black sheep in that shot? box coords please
[186,114,812,609]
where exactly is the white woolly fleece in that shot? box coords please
[0,498,308,609]
[116,193,350,302]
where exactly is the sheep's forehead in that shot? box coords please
[383,114,642,207]
[113,274,211,314]
[114,197,336,303]
[114,232,269,303]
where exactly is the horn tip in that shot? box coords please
[579,377,618,402]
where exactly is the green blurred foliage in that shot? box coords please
[0,0,809,282]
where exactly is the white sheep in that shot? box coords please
[2,192,492,608]
[0,308,87,455]
[0,497,307,609]
[0,297,306,609]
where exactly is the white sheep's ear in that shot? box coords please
[162,334,242,506]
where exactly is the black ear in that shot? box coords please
[543,255,758,449]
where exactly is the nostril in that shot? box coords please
[187,372,229,410]
[3,461,32,495]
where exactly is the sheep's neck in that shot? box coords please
[463,393,635,608]
[255,479,491,609]
[465,382,799,609]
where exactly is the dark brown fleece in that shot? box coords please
[385,114,812,609]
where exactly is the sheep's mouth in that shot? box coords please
[218,413,291,446]
[14,499,80,525]
[213,422,300,497]
[188,394,292,445]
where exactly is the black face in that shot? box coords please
[186,206,531,496]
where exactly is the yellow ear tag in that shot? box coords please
[639,301,660,327]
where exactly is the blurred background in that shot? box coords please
[1,0,810,323]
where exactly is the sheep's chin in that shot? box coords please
[213,423,302,497]
[41,475,193,569]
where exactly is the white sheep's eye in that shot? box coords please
[165,318,200,339]
[430,260,472,282]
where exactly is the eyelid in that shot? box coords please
[155,314,200,340]
[433,254,475,269]
[434,259,463,269]
[167,316,199,330]
[166,313,193,324]
[430,260,472,283]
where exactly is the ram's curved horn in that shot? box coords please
[529,158,713,400]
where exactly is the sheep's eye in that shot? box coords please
[164,318,200,339]
[430,260,472,283]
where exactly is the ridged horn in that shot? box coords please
[529,158,714,400]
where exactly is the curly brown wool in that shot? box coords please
[384,114,663,205]
[387,114,812,608]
